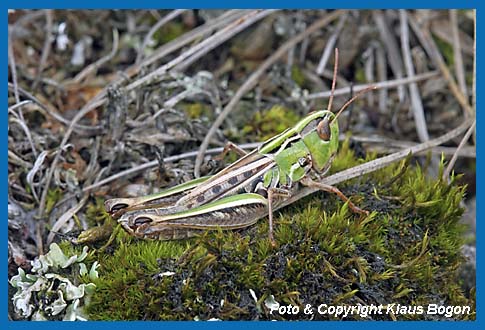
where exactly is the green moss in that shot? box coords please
[354,67,367,84]
[291,65,306,87]
[242,106,300,141]
[153,22,186,44]
[81,141,474,320]
[433,36,455,66]
[45,188,63,215]
[182,103,213,120]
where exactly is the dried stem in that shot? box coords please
[450,9,468,99]
[127,10,274,91]
[443,120,476,180]
[316,12,348,75]
[72,29,119,84]
[399,10,429,142]
[373,10,405,102]
[305,70,438,100]
[135,9,187,64]
[279,117,474,211]
[407,14,474,118]
[32,10,53,91]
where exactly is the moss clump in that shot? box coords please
[242,106,300,141]
[291,65,306,87]
[83,141,474,320]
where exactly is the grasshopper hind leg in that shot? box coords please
[214,141,249,161]
[300,177,369,216]
[202,141,249,175]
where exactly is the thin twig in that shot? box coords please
[9,116,38,158]
[32,9,53,91]
[305,70,439,100]
[37,98,105,217]
[67,10,247,121]
[128,10,274,89]
[72,29,119,84]
[407,14,474,118]
[47,194,90,245]
[316,12,348,75]
[362,45,375,105]
[7,83,102,133]
[142,10,245,69]
[373,10,405,102]
[194,10,346,177]
[279,117,474,211]
[135,9,187,64]
[8,100,32,112]
[8,150,34,168]
[400,10,429,142]
[8,26,20,105]
[443,120,476,180]
[351,135,475,158]
[450,10,468,99]
[375,42,388,114]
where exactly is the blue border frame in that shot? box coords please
[4,1,480,329]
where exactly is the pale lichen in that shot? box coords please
[9,243,99,321]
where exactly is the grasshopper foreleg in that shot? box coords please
[267,187,291,246]
[300,177,369,216]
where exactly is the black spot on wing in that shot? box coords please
[228,176,238,185]
[212,185,222,194]
[197,195,205,203]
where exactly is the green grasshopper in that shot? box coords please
[105,50,374,245]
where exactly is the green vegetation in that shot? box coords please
[77,141,474,320]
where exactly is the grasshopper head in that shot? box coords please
[299,110,339,172]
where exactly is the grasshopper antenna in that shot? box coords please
[327,48,339,113]
[331,85,378,123]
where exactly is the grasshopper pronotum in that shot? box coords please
[105,49,375,245]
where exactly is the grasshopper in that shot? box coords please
[105,49,375,245]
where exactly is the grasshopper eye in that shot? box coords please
[317,118,331,141]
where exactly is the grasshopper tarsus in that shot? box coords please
[300,177,369,216]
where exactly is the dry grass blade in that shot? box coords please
[127,10,274,91]
[32,10,53,91]
[280,117,474,211]
[399,10,429,142]
[373,10,405,102]
[407,14,474,118]
[443,120,476,180]
[316,12,348,76]
[136,9,187,64]
[450,10,468,99]
[8,26,20,105]
[72,29,119,84]
[7,83,102,133]
[46,194,90,245]
[305,71,439,100]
